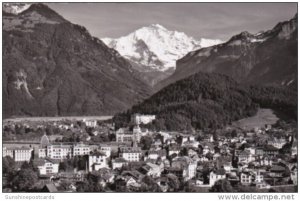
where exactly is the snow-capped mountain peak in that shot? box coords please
[102,24,223,72]
[3,3,31,15]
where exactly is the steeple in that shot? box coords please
[132,131,138,148]
[40,132,50,148]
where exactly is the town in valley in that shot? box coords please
[2,112,298,192]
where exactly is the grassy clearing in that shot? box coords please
[231,108,279,130]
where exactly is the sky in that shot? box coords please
[47,3,297,41]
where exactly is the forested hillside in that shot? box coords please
[114,72,297,131]
[114,73,258,131]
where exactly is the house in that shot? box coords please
[183,140,199,148]
[83,119,97,128]
[188,149,198,158]
[46,144,73,159]
[201,143,214,155]
[253,170,264,184]
[244,147,256,155]
[99,145,111,158]
[158,131,171,143]
[156,177,169,192]
[131,114,156,125]
[147,149,167,160]
[263,145,279,157]
[14,147,33,162]
[116,128,135,143]
[238,150,254,163]
[88,151,108,171]
[181,135,189,145]
[116,125,142,143]
[256,155,273,166]
[163,167,184,179]
[73,143,90,156]
[209,169,226,186]
[203,135,214,143]
[33,158,59,176]
[184,161,197,181]
[219,144,231,154]
[112,157,128,169]
[119,146,142,162]
[140,163,162,178]
[269,165,286,178]
[290,166,297,185]
[291,140,297,156]
[168,145,180,156]
[3,147,33,162]
[3,147,13,158]
[255,147,264,156]
[97,168,115,184]
[171,156,197,181]
[115,171,144,191]
[115,176,140,191]
[39,148,47,158]
[240,171,252,185]
[58,171,85,182]
[216,156,232,173]
[267,138,287,149]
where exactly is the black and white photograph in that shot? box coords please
[1,0,298,196]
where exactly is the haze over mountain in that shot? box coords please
[102,24,222,85]
[158,14,297,90]
[3,3,152,118]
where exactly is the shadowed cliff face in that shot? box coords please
[157,14,297,91]
[3,4,152,117]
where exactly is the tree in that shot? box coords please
[210,179,234,192]
[3,156,16,175]
[279,143,292,155]
[140,136,153,150]
[142,176,161,192]
[179,147,188,156]
[45,125,54,135]
[11,166,38,191]
[166,174,180,192]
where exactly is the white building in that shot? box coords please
[3,147,33,162]
[132,114,156,125]
[183,161,197,180]
[147,149,167,161]
[119,146,142,162]
[33,158,59,175]
[112,158,128,170]
[88,152,109,172]
[209,169,226,186]
[73,143,90,156]
[143,163,162,178]
[3,147,13,158]
[268,138,287,149]
[99,145,111,158]
[83,119,97,128]
[47,144,73,159]
[39,148,47,158]
[240,172,252,185]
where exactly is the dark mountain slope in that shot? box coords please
[3,3,152,117]
[157,14,297,90]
